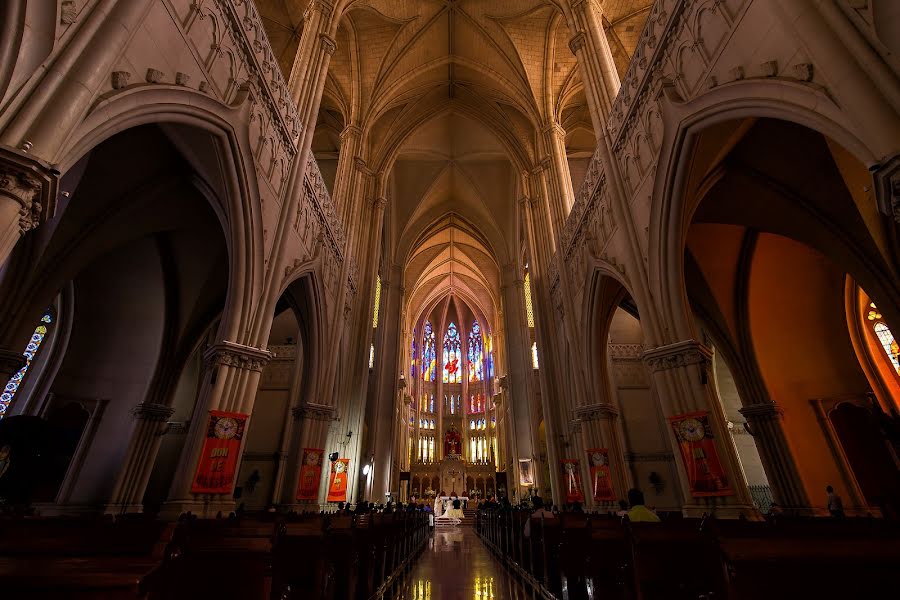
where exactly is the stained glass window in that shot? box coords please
[867,303,900,375]
[467,320,484,382]
[1,310,53,419]
[524,272,535,328]
[410,329,417,379]
[443,322,462,384]
[422,321,436,382]
[372,275,382,328]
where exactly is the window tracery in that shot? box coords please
[443,322,461,384]
[1,310,53,419]
[867,303,900,375]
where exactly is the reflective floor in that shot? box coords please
[393,528,534,600]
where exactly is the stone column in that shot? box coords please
[575,402,629,509]
[160,341,271,518]
[642,340,756,517]
[286,402,336,510]
[739,402,813,515]
[500,266,540,499]
[0,150,56,267]
[105,402,174,514]
[568,0,621,132]
[369,264,403,500]
[542,123,576,234]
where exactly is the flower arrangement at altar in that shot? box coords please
[424,488,436,499]
[469,489,480,499]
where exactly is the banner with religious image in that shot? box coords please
[560,459,585,503]
[296,448,324,500]
[669,411,733,497]
[586,448,616,501]
[326,458,350,502]
[518,458,534,486]
[191,410,248,495]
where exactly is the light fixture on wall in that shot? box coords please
[363,463,371,476]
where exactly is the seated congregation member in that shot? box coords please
[524,496,555,537]
[826,485,845,518]
[626,488,660,523]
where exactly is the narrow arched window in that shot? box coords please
[1,310,53,419]
[524,272,535,328]
[867,303,900,374]
[422,321,436,382]
[372,275,382,328]
[443,322,462,384]
[467,320,484,382]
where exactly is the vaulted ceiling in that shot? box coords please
[255,0,651,331]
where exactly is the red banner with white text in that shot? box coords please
[191,410,248,495]
[326,458,350,503]
[586,448,616,502]
[296,448,324,501]
[560,459,585,504]
[669,411,733,497]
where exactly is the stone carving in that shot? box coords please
[111,71,131,90]
[203,341,272,372]
[641,339,712,373]
[132,402,175,422]
[0,165,43,233]
[574,403,619,421]
[608,343,644,360]
[60,1,78,24]
[292,402,336,421]
[175,72,192,86]
[146,68,165,83]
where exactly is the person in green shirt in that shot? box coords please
[627,488,661,523]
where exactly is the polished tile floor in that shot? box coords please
[393,527,534,600]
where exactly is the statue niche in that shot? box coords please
[444,425,461,457]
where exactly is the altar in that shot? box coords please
[434,495,469,522]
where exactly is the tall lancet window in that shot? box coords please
[467,320,484,382]
[422,320,436,382]
[1,310,53,419]
[372,275,382,328]
[443,322,462,384]
[867,303,900,374]
[410,329,417,379]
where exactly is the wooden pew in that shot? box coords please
[713,517,900,599]
[626,518,726,600]
[140,517,276,600]
[0,516,174,599]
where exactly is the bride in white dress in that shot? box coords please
[433,496,443,518]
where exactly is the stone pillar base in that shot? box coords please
[158,498,236,520]
[103,503,145,515]
[682,500,760,520]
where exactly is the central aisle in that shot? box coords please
[393,527,531,600]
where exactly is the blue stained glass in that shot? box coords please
[422,321,436,382]
[410,328,417,379]
[467,320,484,382]
[0,311,53,419]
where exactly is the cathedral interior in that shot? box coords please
[0,0,899,598]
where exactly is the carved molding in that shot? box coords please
[568,31,587,55]
[739,402,784,421]
[292,402,336,421]
[626,451,675,463]
[0,164,44,233]
[132,402,175,422]
[268,344,297,360]
[608,343,644,360]
[574,402,619,421]
[203,341,272,372]
[641,339,712,373]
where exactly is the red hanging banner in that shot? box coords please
[191,410,248,495]
[296,448,324,501]
[560,459,585,503]
[669,411,734,497]
[586,448,616,502]
[326,458,350,503]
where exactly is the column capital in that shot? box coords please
[542,122,566,137]
[739,402,784,420]
[371,196,388,210]
[203,341,272,372]
[304,0,335,20]
[319,33,337,56]
[292,402,336,421]
[569,31,588,55]
[341,124,362,141]
[0,147,58,234]
[574,402,619,421]
[641,339,712,373]
[132,402,175,422]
